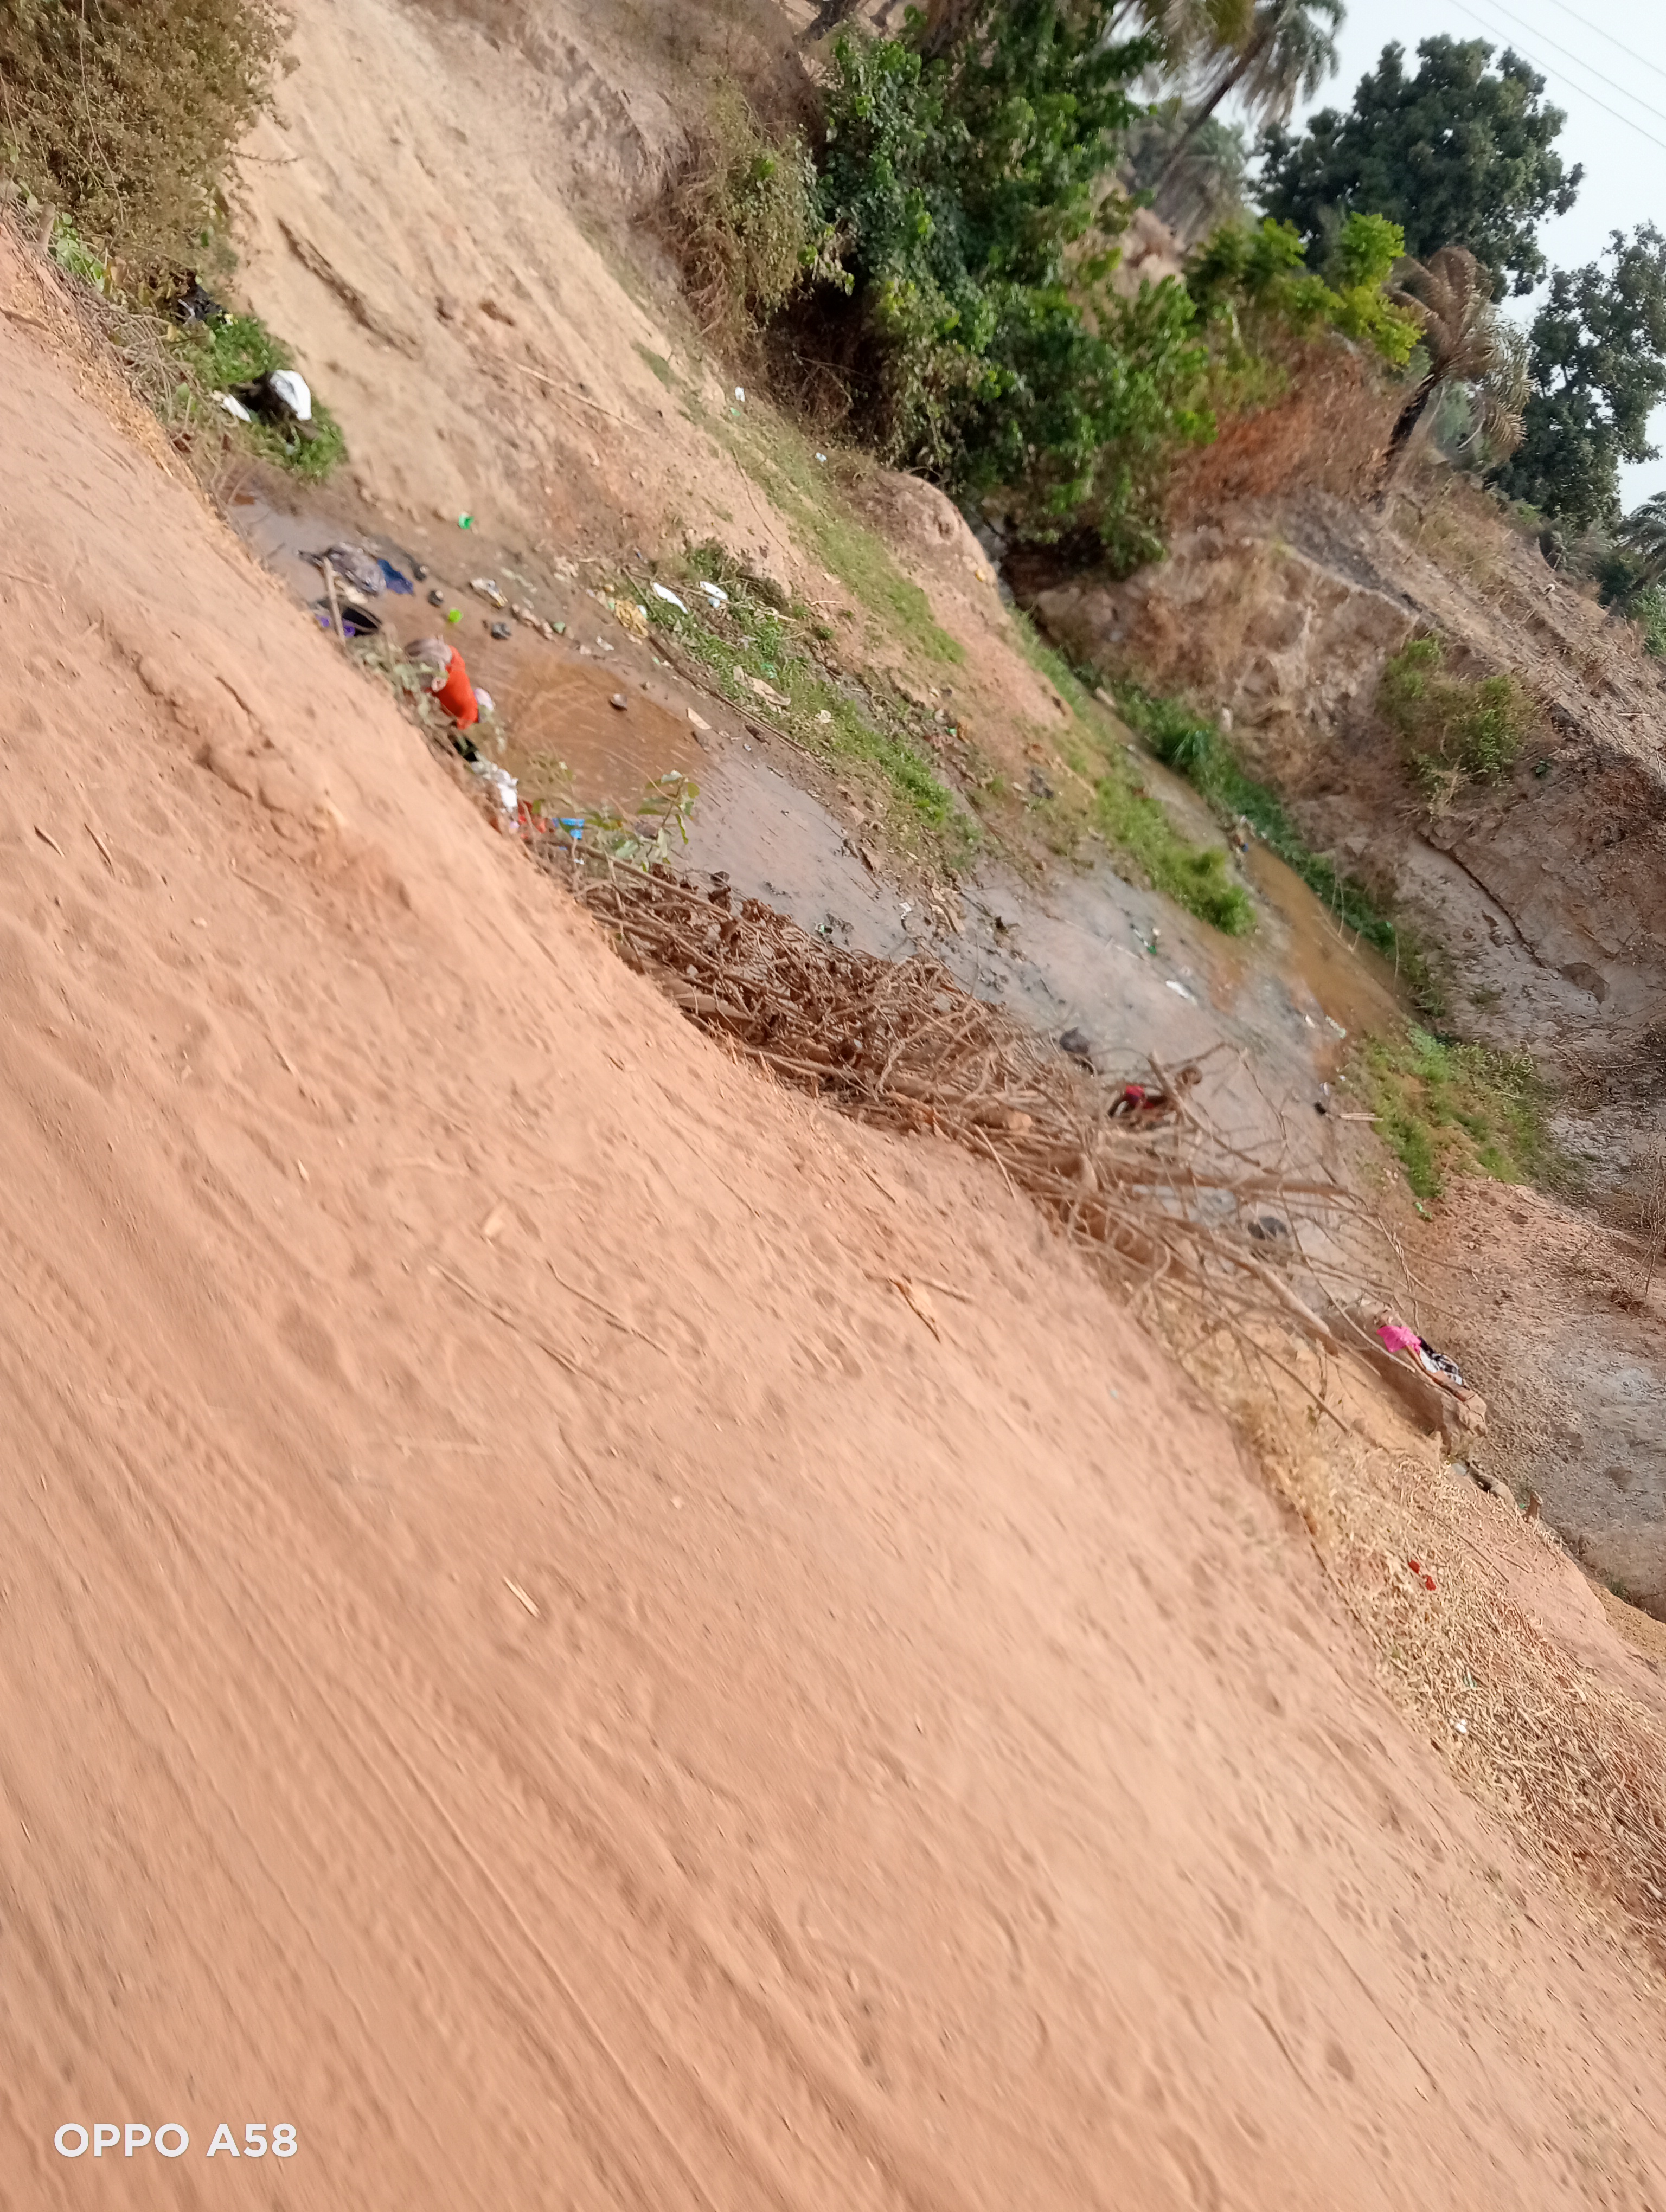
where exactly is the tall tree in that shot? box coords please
[1155,0,1343,196]
[1491,227,1666,530]
[1258,37,1581,299]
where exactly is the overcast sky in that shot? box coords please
[1240,0,1666,506]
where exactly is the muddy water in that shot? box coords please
[1241,845,1405,1044]
[228,481,702,808]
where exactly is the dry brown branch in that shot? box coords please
[558,858,1438,1425]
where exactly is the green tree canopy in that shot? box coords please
[810,3,1216,562]
[1257,36,1581,299]
[1491,227,1666,530]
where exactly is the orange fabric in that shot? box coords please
[434,646,478,728]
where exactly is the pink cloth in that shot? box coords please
[1377,1322,1421,1355]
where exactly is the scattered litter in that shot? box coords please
[696,580,728,605]
[413,563,430,581]
[427,586,446,607]
[1376,1316,1471,1396]
[686,706,711,732]
[232,370,312,426]
[84,821,115,873]
[503,1577,539,1619]
[1059,1027,1094,1066]
[470,758,520,828]
[815,709,833,725]
[267,368,312,422]
[1165,978,1196,1004]
[815,452,828,464]
[610,692,627,711]
[489,620,512,640]
[33,824,63,856]
[458,513,475,530]
[172,275,227,325]
[746,673,791,710]
[734,385,746,403]
[470,577,508,609]
[409,636,479,727]
[446,607,463,625]
[475,689,495,715]
[377,558,414,595]
[511,601,563,640]
[1451,1715,1468,1735]
[213,390,252,422]
[651,582,689,612]
[1324,1015,1348,1039]
[1109,1066,1201,1122]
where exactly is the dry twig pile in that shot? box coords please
[568,860,1399,1398]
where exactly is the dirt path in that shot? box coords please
[8,243,1666,2208]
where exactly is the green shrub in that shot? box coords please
[1185,212,1423,372]
[183,311,345,478]
[0,0,289,267]
[1379,635,1529,803]
[1357,1026,1557,1201]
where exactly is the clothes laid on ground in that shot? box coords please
[315,544,385,597]
[1376,1318,1468,1393]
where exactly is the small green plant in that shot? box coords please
[184,312,347,480]
[1356,1026,1558,1201]
[1379,635,1530,805]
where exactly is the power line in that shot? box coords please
[1447,0,1666,154]
[1454,0,1666,129]
[1535,0,1666,89]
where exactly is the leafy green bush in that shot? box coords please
[0,0,289,267]
[1185,211,1422,370]
[1379,635,1529,803]
[808,8,1214,567]
[1357,1026,1556,1201]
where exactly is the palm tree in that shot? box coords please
[1108,0,1255,67]
[1155,0,1342,193]
[1380,247,1528,493]
[1618,491,1666,586]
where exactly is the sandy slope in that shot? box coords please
[5,249,1666,2209]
